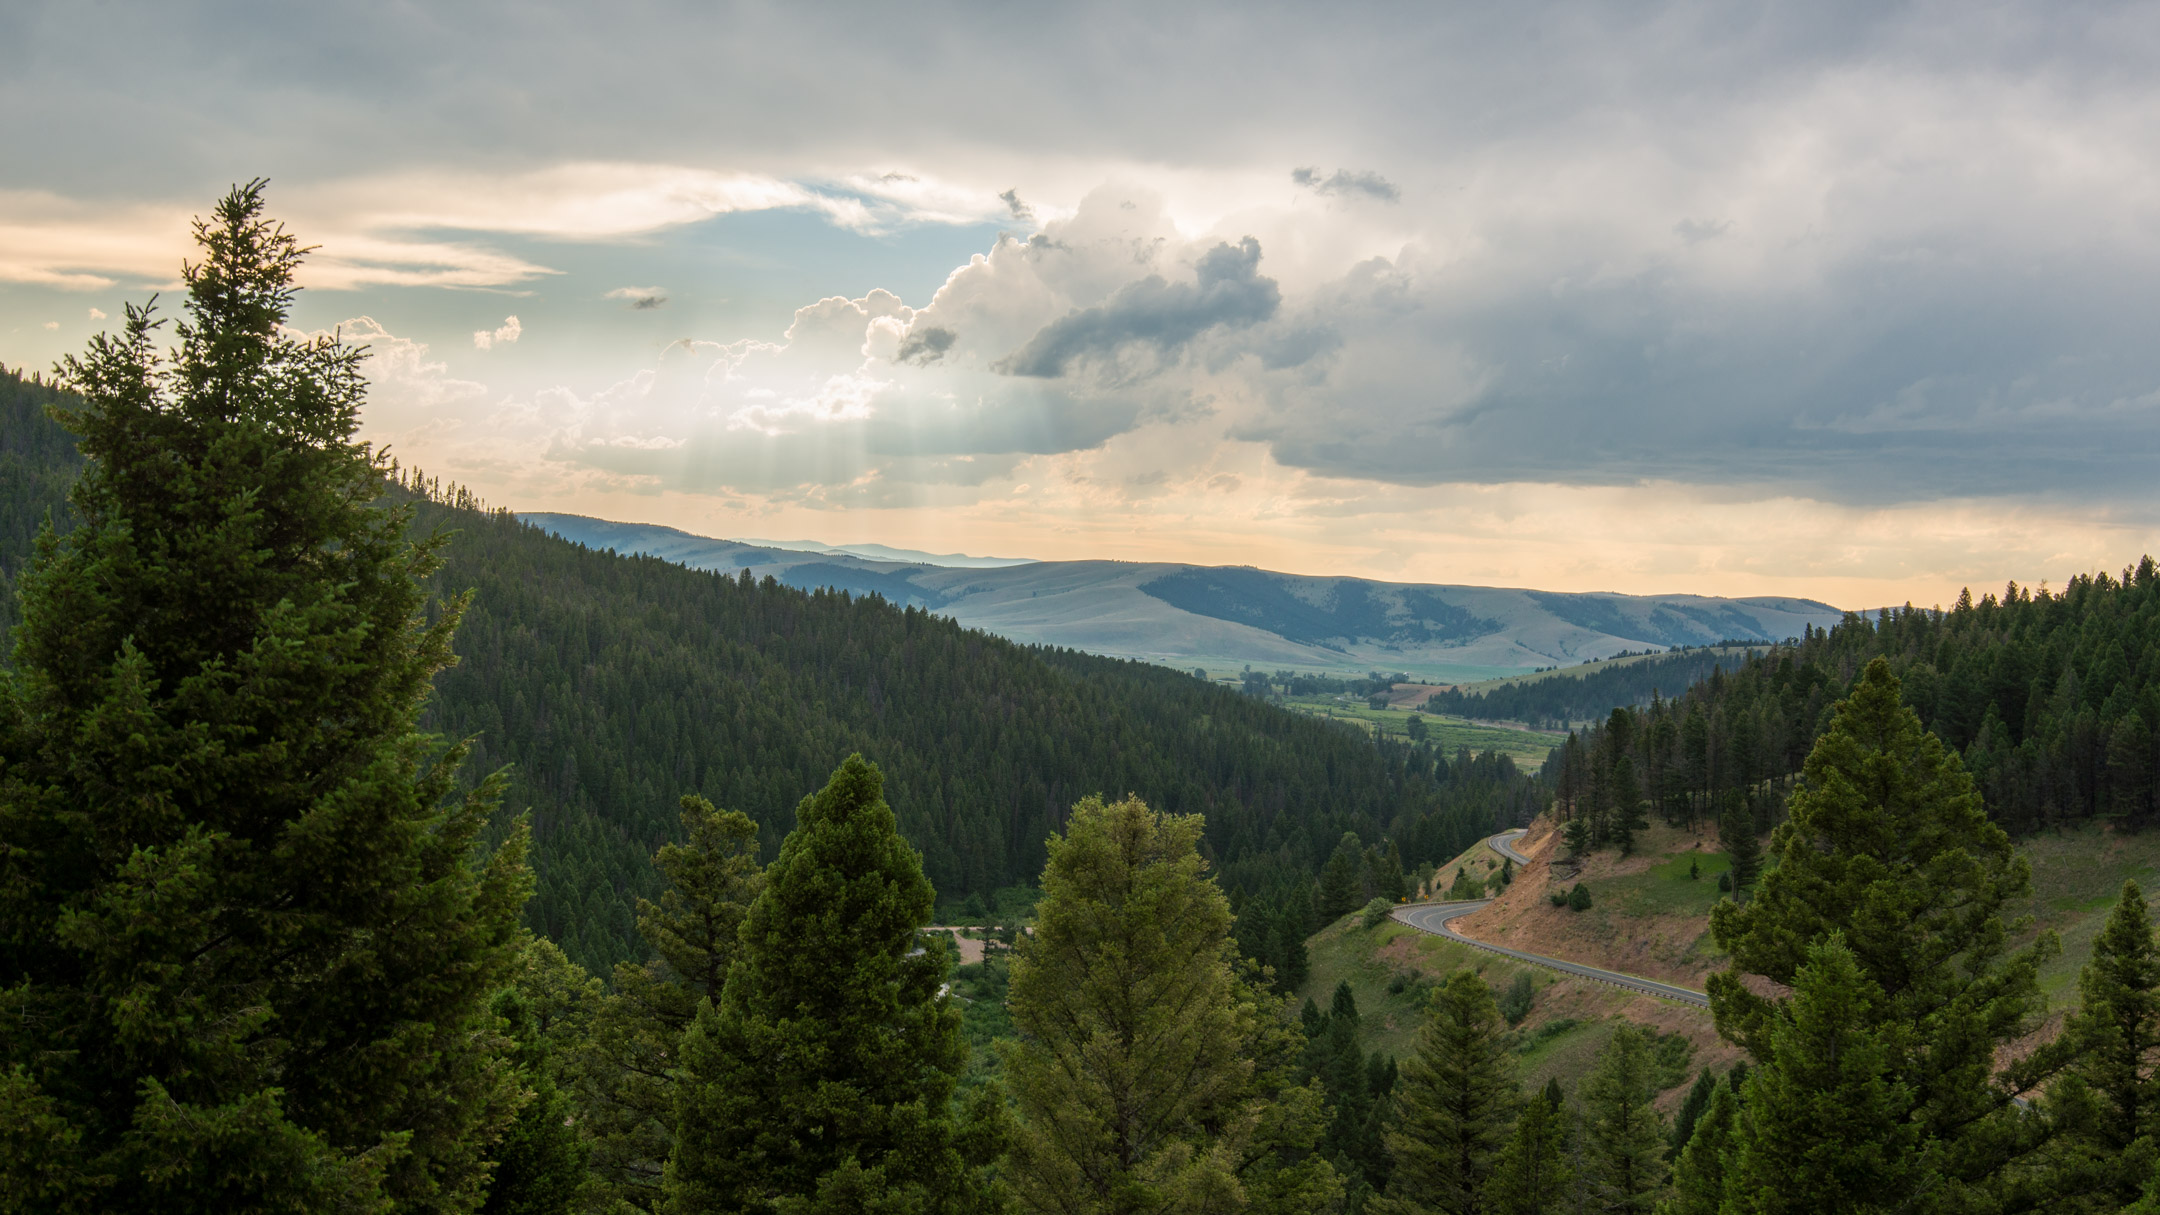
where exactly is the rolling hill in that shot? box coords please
[525,513,1845,680]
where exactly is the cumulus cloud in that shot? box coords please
[1291,167,1399,202]
[472,315,522,350]
[605,286,668,309]
[998,188,1034,222]
[994,236,1281,378]
[895,325,956,364]
[87,306,105,320]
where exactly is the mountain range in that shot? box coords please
[523,513,1846,679]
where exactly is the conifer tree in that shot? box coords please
[0,182,531,1211]
[1723,936,1913,1215]
[1666,1071,1718,1163]
[575,795,762,1210]
[1320,833,1368,921]
[484,937,602,1215]
[2050,879,2160,1207]
[1657,1085,1734,1215]
[1485,1082,1570,1215]
[1001,794,1340,1215]
[665,756,998,1214]
[1579,1026,1668,1214]
[1707,659,2054,1204]
[1377,970,1518,1215]
[1718,796,1760,898]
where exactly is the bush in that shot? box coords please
[1566,883,1593,912]
[1548,891,1569,907]
[1717,872,1733,892]
[1499,972,1536,1026]
[1688,858,1700,881]
[1361,896,1395,929]
[1447,868,1486,901]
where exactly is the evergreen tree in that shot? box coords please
[0,182,531,1212]
[1377,970,1518,1215]
[1718,795,1760,898]
[1320,981,1383,1192]
[2050,879,2160,1207]
[1320,833,1368,921]
[1657,1085,1735,1215]
[1579,1026,1668,1215]
[1485,1082,1570,1215]
[1666,1072,1718,1163]
[1001,794,1340,1215]
[1707,659,2055,1204]
[665,756,999,1214]
[1610,756,1648,856]
[484,937,602,1215]
[575,795,763,1210]
[1723,937,1914,1215]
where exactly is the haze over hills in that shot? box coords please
[524,513,1846,679]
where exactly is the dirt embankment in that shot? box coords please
[1449,817,1731,989]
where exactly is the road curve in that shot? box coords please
[1394,831,1711,1009]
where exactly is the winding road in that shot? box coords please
[1392,830,1711,1009]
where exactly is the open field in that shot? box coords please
[1447,645,1767,696]
[1278,693,1563,767]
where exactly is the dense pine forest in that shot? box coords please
[0,362,1535,975]
[1546,581,2160,856]
[1423,646,1771,731]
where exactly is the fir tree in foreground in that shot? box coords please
[1001,794,1340,1215]
[1707,658,2056,1207]
[1579,1026,1669,1214]
[1723,936,1913,1214]
[1376,970,1516,1215]
[1484,1082,1570,1215]
[575,795,763,1211]
[2045,878,2160,1208]
[665,755,1001,1214]
[0,183,532,1211]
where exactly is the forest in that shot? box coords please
[5,186,2160,1214]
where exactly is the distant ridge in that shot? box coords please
[521,512,1843,679]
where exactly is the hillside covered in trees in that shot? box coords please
[1545,577,2160,856]
[0,363,1535,975]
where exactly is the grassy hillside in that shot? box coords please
[1311,814,2160,1102]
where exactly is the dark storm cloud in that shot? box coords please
[896,325,957,365]
[997,237,1281,378]
[1291,167,1400,202]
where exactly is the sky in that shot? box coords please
[5,1,2160,608]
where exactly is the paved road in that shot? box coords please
[1394,831,1711,1009]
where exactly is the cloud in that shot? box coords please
[87,307,105,320]
[998,188,1034,222]
[1291,167,1399,202]
[472,315,522,350]
[41,321,56,330]
[995,237,1281,378]
[606,286,668,310]
[896,325,956,364]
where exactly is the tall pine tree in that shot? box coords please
[1485,1082,1570,1215]
[1579,1026,1668,1214]
[1722,936,1914,1215]
[2048,879,2160,1208]
[574,794,762,1211]
[1001,794,1339,1215]
[1377,969,1518,1215]
[1707,658,2054,1205]
[665,756,999,1214]
[0,182,532,1212]
[1657,1083,1734,1215]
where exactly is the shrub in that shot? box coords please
[1717,872,1733,892]
[1548,891,1569,907]
[1499,972,1536,1026]
[1567,883,1593,912]
[1362,896,1396,929]
[1447,868,1486,900]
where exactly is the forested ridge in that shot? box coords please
[0,362,1528,975]
[1424,646,1771,731]
[1547,576,2160,854]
